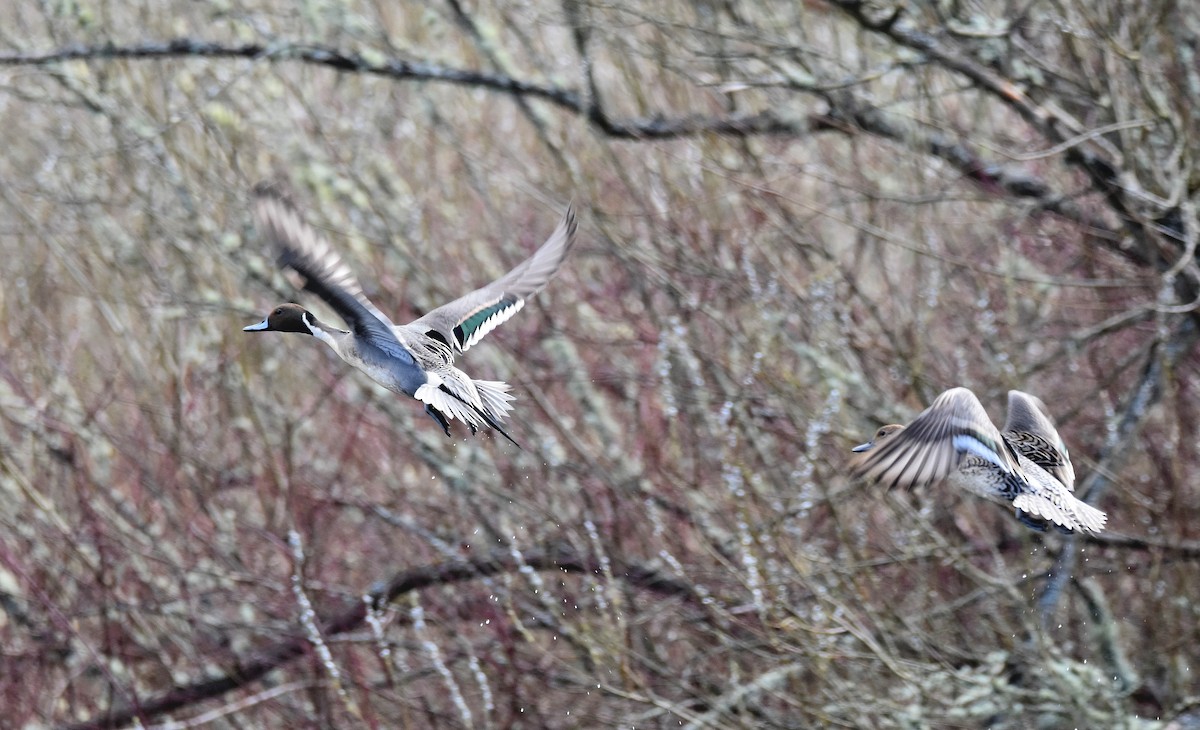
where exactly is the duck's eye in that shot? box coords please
[274,307,285,316]
[875,427,888,439]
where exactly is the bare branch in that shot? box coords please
[824,0,1185,259]
[62,545,701,730]
[1038,317,1200,621]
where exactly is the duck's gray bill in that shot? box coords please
[243,319,270,331]
[851,442,873,452]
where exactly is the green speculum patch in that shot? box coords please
[455,296,518,347]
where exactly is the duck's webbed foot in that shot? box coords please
[1015,509,1049,532]
[424,403,452,437]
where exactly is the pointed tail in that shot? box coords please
[437,383,522,449]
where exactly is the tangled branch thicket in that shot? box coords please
[1,0,1198,727]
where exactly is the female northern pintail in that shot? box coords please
[244,184,578,444]
[850,387,1107,534]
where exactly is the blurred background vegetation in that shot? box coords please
[1,0,1198,727]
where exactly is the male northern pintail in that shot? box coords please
[850,387,1107,534]
[244,184,578,444]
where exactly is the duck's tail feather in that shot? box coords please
[1012,489,1107,534]
[474,379,516,422]
[1070,499,1107,533]
[440,384,521,448]
[420,382,520,448]
[475,401,521,449]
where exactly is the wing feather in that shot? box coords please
[852,388,1019,489]
[408,206,577,352]
[253,184,410,358]
[1003,391,1076,489]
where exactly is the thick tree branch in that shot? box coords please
[0,39,805,139]
[1037,317,1200,621]
[814,94,1127,253]
[0,37,1122,242]
[0,39,583,109]
[62,544,701,730]
[1086,532,1200,559]
[824,0,1184,259]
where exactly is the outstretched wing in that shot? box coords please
[253,183,401,349]
[852,388,1022,490]
[408,205,577,353]
[1003,390,1076,490]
